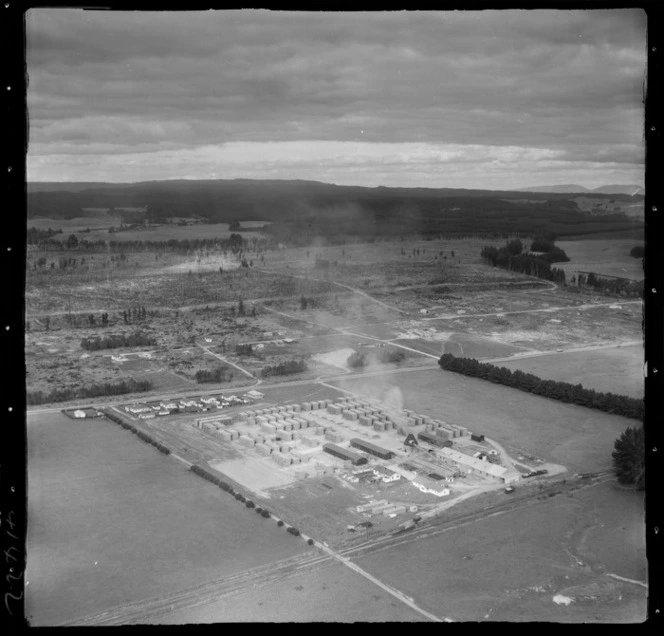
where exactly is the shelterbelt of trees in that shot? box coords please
[27,377,153,406]
[80,330,157,351]
[438,353,644,421]
[480,236,569,284]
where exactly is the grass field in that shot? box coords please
[499,345,644,399]
[330,367,638,472]
[152,561,428,623]
[355,480,645,622]
[556,239,644,281]
[26,412,305,626]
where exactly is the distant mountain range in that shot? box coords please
[516,184,644,196]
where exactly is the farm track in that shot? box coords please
[59,471,611,625]
[197,342,259,381]
[419,299,641,321]
[58,552,333,626]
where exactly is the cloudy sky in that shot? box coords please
[26,9,646,189]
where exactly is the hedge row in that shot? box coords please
[102,410,171,454]
[187,466,306,542]
[188,464,276,519]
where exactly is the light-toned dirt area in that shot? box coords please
[209,457,299,496]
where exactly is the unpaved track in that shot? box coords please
[420,299,641,321]
[197,342,259,381]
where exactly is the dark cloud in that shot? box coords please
[26,9,646,187]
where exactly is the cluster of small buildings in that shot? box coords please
[123,391,263,420]
[355,499,413,517]
[437,447,519,484]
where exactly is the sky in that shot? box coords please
[26,9,647,190]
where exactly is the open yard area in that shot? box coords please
[355,479,645,622]
[26,412,305,626]
[330,367,639,472]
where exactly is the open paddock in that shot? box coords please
[555,238,644,281]
[26,412,305,626]
[356,480,645,622]
[330,367,638,472]
[498,344,644,399]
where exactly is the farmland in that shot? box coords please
[26,411,306,626]
[499,344,644,399]
[25,224,646,624]
[355,479,645,622]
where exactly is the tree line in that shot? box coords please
[260,359,308,378]
[438,353,643,420]
[194,367,235,384]
[571,272,643,297]
[480,238,568,284]
[27,377,153,405]
[102,409,171,455]
[80,330,157,351]
[35,234,268,254]
[347,348,406,369]
[612,426,645,489]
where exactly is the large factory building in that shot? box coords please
[349,438,395,460]
[323,443,368,466]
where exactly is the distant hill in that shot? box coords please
[517,184,644,196]
[26,178,644,243]
[591,185,645,196]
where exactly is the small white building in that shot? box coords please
[73,409,86,419]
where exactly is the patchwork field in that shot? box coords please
[26,412,305,626]
[356,480,646,622]
[330,367,639,472]
[499,344,644,399]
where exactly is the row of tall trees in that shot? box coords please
[102,409,170,454]
[80,330,157,351]
[194,367,235,383]
[572,272,643,297]
[438,353,643,420]
[260,359,308,378]
[480,239,568,284]
[27,377,153,405]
